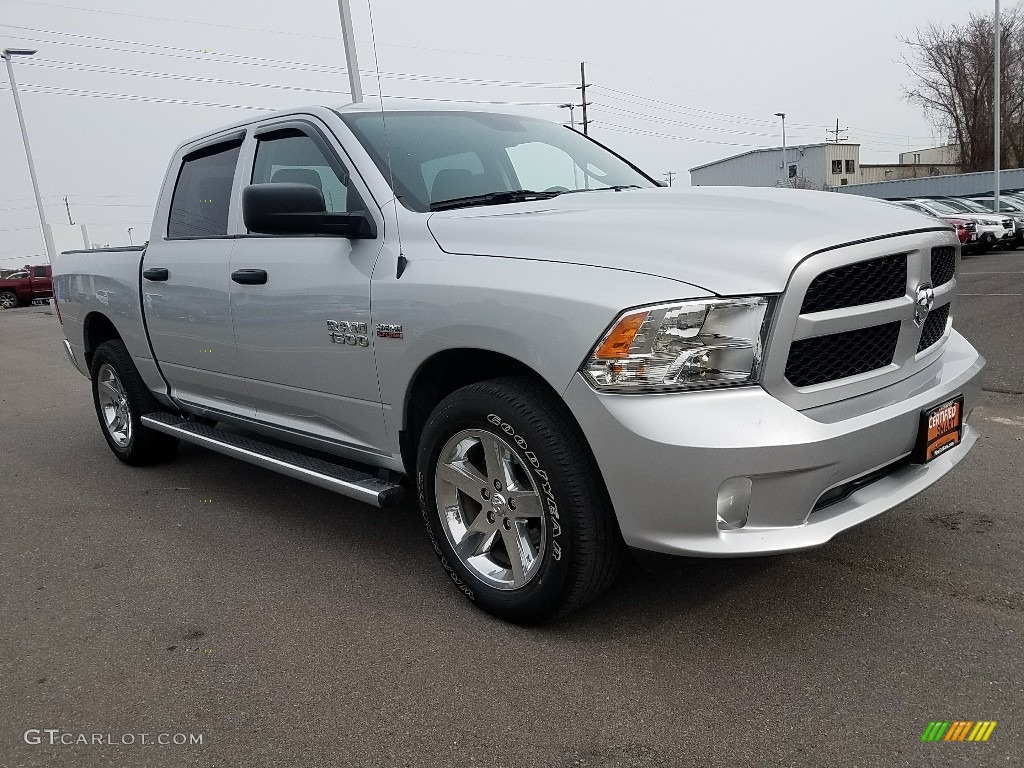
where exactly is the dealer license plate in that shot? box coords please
[915,396,964,463]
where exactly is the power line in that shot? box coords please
[2,26,576,89]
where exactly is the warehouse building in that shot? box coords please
[690,143,958,189]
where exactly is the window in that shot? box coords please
[788,164,797,179]
[419,151,486,203]
[831,160,842,174]
[167,139,242,239]
[252,128,363,216]
[840,178,849,186]
[845,159,855,174]
[33,266,47,277]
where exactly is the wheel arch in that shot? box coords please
[400,348,569,476]
[82,312,123,373]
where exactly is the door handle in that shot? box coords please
[231,269,268,285]
[142,267,169,281]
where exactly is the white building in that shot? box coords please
[690,143,959,190]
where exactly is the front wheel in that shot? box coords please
[416,377,623,624]
[91,340,179,465]
[0,291,17,310]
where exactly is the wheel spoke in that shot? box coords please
[482,434,513,489]
[500,523,533,586]
[100,380,121,402]
[436,459,488,501]
[455,513,498,559]
[505,488,544,519]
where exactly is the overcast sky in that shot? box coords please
[0,0,1013,263]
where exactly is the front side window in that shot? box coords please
[341,111,656,211]
[251,128,362,217]
[167,139,242,238]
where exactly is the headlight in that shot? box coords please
[582,297,773,392]
[981,219,997,225]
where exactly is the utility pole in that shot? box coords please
[663,171,676,187]
[775,112,787,185]
[127,227,134,246]
[63,195,74,225]
[578,62,591,136]
[826,118,848,143]
[3,48,57,263]
[337,0,362,103]
[994,0,1001,213]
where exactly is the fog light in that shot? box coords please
[716,477,752,530]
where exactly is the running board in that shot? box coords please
[140,412,405,508]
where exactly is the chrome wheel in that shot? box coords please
[97,363,132,448]
[434,428,547,590]
[0,292,17,310]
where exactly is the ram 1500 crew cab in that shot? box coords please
[52,104,984,623]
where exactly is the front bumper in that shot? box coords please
[564,330,984,557]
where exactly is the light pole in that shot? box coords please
[994,0,1001,213]
[3,48,56,263]
[127,227,134,246]
[775,112,787,186]
[336,0,362,103]
[558,103,577,130]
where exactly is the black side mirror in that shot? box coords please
[242,183,376,239]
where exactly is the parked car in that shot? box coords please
[0,264,52,309]
[51,104,984,623]
[899,198,1012,252]
[945,217,979,247]
[963,196,1024,249]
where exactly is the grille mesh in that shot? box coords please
[800,254,907,314]
[786,322,901,387]
[930,247,956,287]
[917,303,951,352]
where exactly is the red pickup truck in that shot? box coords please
[0,264,53,309]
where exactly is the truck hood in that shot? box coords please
[427,187,948,295]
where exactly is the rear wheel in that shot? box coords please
[416,377,623,624]
[91,340,178,465]
[0,291,17,310]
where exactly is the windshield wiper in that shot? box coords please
[557,184,644,195]
[429,190,560,211]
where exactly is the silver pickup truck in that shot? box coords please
[52,103,984,623]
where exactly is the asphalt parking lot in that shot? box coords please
[1,251,1022,768]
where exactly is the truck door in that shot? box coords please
[142,134,254,416]
[228,119,387,456]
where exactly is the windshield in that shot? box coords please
[920,199,962,215]
[942,198,988,214]
[339,110,657,212]
[971,197,1021,212]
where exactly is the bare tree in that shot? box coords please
[901,7,1024,172]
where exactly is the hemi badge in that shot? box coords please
[376,323,403,339]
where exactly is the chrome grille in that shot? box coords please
[917,303,950,352]
[785,322,900,387]
[800,253,907,313]
[930,247,956,287]
[762,231,961,410]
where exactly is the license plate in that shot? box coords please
[914,396,964,463]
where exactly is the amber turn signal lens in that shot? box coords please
[594,311,648,359]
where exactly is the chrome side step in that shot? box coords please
[140,412,405,508]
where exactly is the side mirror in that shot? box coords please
[242,183,376,239]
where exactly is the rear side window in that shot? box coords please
[167,139,242,238]
[34,266,47,277]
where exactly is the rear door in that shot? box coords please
[142,133,253,415]
[228,118,387,456]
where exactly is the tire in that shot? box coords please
[91,340,179,466]
[416,376,623,624]
[0,291,17,310]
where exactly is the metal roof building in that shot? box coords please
[690,143,862,188]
